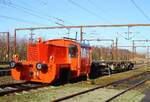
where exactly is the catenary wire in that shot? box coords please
[130,0,150,22]
[68,0,112,24]
[0,14,49,25]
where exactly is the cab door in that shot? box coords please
[68,45,78,71]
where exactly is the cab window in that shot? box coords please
[69,45,78,58]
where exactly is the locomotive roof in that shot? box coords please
[44,38,91,47]
[80,43,90,47]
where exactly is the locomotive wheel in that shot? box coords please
[128,63,134,70]
[52,68,71,86]
[89,63,95,79]
[89,62,100,79]
[80,75,87,81]
[58,68,71,85]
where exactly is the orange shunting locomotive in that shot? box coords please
[10,38,92,83]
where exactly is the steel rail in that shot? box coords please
[105,78,149,102]
[51,71,149,102]
[0,82,49,96]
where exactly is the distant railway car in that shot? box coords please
[107,61,134,72]
[89,60,134,78]
[10,38,92,83]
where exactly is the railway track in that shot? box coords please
[0,63,147,97]
[51,71,150,102]
[0,82,49,96]
[105,78,148,102]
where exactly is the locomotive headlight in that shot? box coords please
[36,63,42,70]
[36,63,48,73]
[9,61,16,68]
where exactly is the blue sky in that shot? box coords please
[0,0,150,53]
